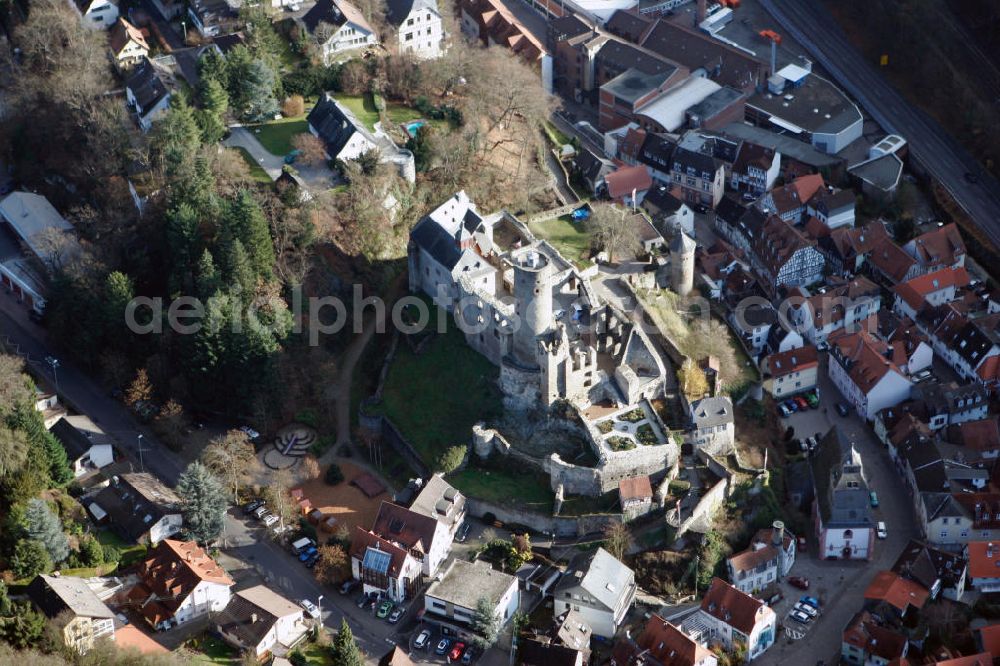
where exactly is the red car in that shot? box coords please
[794,396,810,410]
[788,576,810,590]
[449,642,466,661]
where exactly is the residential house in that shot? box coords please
[553,547,636,638]
[689,396,735,455]
[683,578,776,661]
[187,0,239,38]
[827,329,913,421]
[350,526,423,602]
[520,610,592,666]
[967,541,1000,593]
[89,472,183,545]
[730,142,779,195]
[49,415,114,478]
[215,585,309,659]
[619,476,654,521]
[841,610,909,666]
[406,473,467,542]
[637,132,677,185]
[407,191,495,309]
[0,191,81,313]
[819,222,890,276]
[886,320,933,375]
[670,146,725,209]
[726,522,796,594]
[786,277,881,345]
[307,93,416,181]
[642,184,693,237]
[759,174,824,224]
[892,539,967,601]
[918,306,1000,389]
[950,418,1000,459]
[606,164,652,207]
[611,614,718,666]
[302,0,378,64]
[108,18,149,70]
[573,147,615,197]
[903,223,966,273]
[73,0,119,29]
[749,216,826,292]
[863,570,929,620]
[385,0,444,59]
[27,575,116,654]
[424,559,520,638]
[892,267,970,320]
[130,540,234,630]
[911,381,989,431]
[371,500,453,576]
[34,386,66,427]
[459,0,552,92]
[728,303,776,357]
[761,345,818,398]
[869,238,921,285]
[806,187,856,230]
[809,429,875,560]
[712,195,762,256]
[765,322,805,355]
[379,646,416,666]
[125,57,173,132]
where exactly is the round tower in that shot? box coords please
[511,247,553,366]
[670,231,696,296]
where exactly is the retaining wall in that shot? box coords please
[466,497,622,538]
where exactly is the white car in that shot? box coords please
[794,602,818,618]
[789,609,811,624]
[779,403,792,418]
[877,521,888,539]
[239,426,261,440]
[254,506,269,519]
[414,629,432,649]
[300,599,320,619]
[262,514,279,527]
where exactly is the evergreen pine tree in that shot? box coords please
[331,618,363,666]
[176,462,228,544]
[24,499,68,563]
[195,248,221,300]
[226,190,275,281]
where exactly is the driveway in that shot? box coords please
[757,355,918,665]
[224,126,285,180]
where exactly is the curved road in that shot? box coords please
[760,0,1000,247]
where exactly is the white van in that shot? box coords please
[877,522,887,539]
[291,537,315,554]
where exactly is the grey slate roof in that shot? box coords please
[408,474,465,527]
[92,473,182,542]
[690,396,733,429]
[410,216,463,270]
[673,146,719,177]
[306,93,376,158]
[27,575,115,620]
[555,547,634,612]
[215,585,302,650]
[49,417,95,460]
[810,428,873,528]
[125,58,169,111]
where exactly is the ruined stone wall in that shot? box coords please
[465,497,623,538]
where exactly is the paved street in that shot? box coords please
[757,356,918,666]
[760,0,1000,250]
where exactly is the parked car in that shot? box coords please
[239,426,260,440]
[794,602,818,618]
[435,638,451,655]
[253,506,269,519]
[805,391,819,409]
[462,647,477,664]
[835,402,850,417]
[262,514,279,527]
[788,576,810,590]
[805,436,818,452]
[339,580,360,595]
[291,537,315,554]
[783,399,798,413]
[300,599,320,619]
[457,522,471,542]
[388,607,405,624]
[304,554,319,568]
[800,595,821,609]
[870,491,879,507]
[789,609,812,624]
[912,369,933,383]
[414,630,431,649]
[877,521,888,539]
[779,403,793,418]
[243,499,265,515]
[449,642,467,661]
[298,546,317,562]
[794,396,810,411]
[377,600,394,619]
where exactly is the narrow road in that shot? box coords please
[759,0,1000,251]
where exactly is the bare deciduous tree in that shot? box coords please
[291,133,328,167]
[202,429,261,500]
[603,523,633,561]
[586,203,640,263]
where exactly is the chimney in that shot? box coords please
[251,613,258,624]
[772,520,785,548]
[696,0,707,25]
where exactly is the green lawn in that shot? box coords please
[379,313,502,468]
[543,120,571,147]
[233,147,273,183]
[96,529,147,566]
[187,635,238,664]
[336,95,381,131]
[448,462,553,512]
[247,117,309,156]
[299,643,336,665]
[559,491,620,516]
[528,215,593,268]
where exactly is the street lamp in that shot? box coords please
[45,356,60,393]
[137,434,145,473]
[317,595,323,621]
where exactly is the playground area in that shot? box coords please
[294,461,387,535]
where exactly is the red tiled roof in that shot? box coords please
[934,654,992,666]
[829,328,908,395]
[606,165,653,200]
[109,18,149,56]
[842,611,907,661]
[764,345,818,378]
[870,239,918,284]
[620,128,647,162]
[632,615,714,666]
[966,541,1000,579]
[957,419,1000,452]
[135,539,233,623]
[863,571,929,612]
[893,266,970,311]
[979,623,1000,659]
[768,174,823,215]
[906,223,966,268]
[699,577,769,635]
[619,476,653,501]
[753,215,814,279]
[372,501,438,556]
[114,625,168,654]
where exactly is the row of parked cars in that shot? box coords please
[789,595,821,625]
[413,629,477,663]
[777,390,820,417]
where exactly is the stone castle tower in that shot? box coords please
[670,231,696,296]
[511,247,553,366]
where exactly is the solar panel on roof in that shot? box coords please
[363,548,391,574]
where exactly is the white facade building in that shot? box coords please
[553,547,636,638]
